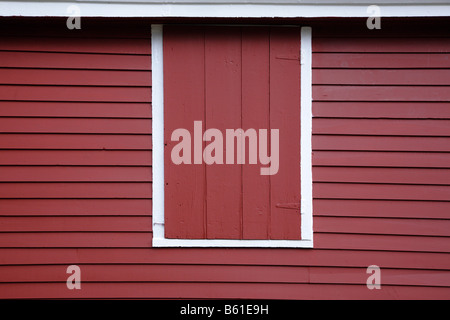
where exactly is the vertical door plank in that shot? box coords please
[205,27,243,239]
[164,26,206,239]
[269,27,302,240]
[241,27,271,239]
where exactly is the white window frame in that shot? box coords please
[151,24,313,248]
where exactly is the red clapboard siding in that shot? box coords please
[0,25,154,286]
[0,102,151,118]
[0,199,152,216]
[0,51,151,70]
[1,264,448,287]
[0,69,151,86]
[312,21,450,38]
[313,102,450,119]
[0,20,152,39]
[314,199,450,219]
[0,166,152,182]
[0,85,151,102]
[313,151,450,168]
[0,20,449,301]
[0,216,151,232]
[309,26,450,299]
[313,53,450,68]
[307,267,450,287]
[313,69,450,86]
[313,135,450,152]
[313,85,450,102]
[0,118,152,134]
[0,36,151,54]
[0,232,151,248]
[316,233,450,253]
[313,167,450,185]
[314,183,450,201]
[313,118,450,136]
[314,216,450,237]
[0,150,152,166]
[313,37,450,53]
[0,183,152,199]
[0,248,448,271]
[0,282,449,300]
[0,264,314,283]
[0,134,151,150]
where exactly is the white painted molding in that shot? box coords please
[153,238,314,248]
[0,1,449,18]
[151,24,165,243]
[151,25,314,248]
[300,26,313,242]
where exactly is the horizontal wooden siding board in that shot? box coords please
[0,36,151,54]
[0,134,152,150]
[0,199,152,216]
[0,282,448,300]
[0,150,152,166]
[0,248,448,271]
[0,118,152,134]
[0,166,152,182]
[0,51,151,70]
[0,182,152,199]
[0,102,151,118]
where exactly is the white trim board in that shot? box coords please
[300,27,313,242]
[0,2,449,18]
[151,24,313,248]
[151,24,165,243]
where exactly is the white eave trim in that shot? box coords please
[0,1,449,18]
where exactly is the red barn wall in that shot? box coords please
[0,19,449,299]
